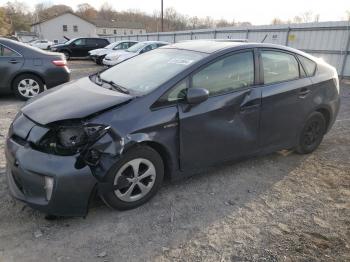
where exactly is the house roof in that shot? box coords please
[31,11,94,26]
[31,11,145,30]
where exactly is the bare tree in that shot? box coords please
[271,18,284,25]
[76,3,97,19]
[5,0,32,33]
[99,2,115,20]
[34,3,72,22]
[0,7,11,35]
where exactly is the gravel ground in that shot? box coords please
[0,61,349,262]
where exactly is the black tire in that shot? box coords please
[62,51,70,60]
[96,56,105,65]
[295,112,326,154]
[101,146,164,210]
[12,74,45,101]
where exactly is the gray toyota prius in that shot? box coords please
[5,41,340,217]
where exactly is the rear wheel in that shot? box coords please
[101,146,164,210]
[12,74,44,100]
[295,112,326,154]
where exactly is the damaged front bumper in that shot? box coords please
[5,114,123,217]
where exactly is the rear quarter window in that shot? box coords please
[98,39,109,46]
[298,55,317,76]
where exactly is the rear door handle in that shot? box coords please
[299,88,310,98]
[9,59,19,64]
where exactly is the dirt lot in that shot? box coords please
[0,61,349,262]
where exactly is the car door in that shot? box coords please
[178,50,261,170]
[258,49,314,151]
[70,38,87,57]
[0,44,24,91]
[86,39,100,54]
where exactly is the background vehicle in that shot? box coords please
[103,41,169,66]
[89,40,138,65]
[5,41,339,216]
[50,37,109,60]
[0,37,70,100]
[29,39,54,50]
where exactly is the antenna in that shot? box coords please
[261,34,268,43]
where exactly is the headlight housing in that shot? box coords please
[37,124,110,156]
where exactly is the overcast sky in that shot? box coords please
[1,0,349,24]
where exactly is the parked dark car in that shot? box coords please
[50,37,110,60]
[0,38,70,100]
[6,41,340,216]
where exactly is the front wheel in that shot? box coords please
[96,56,105,65]
[295,112,326,154]
[101,146,164,210]
[62,51,70,60]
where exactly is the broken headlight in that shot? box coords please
[37,124,110,156]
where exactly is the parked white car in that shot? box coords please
[88,40,138,65]
[102,41,169,66]
[29,39,54,50]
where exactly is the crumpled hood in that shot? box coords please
[89,48,107,55]
[21,77,132,125]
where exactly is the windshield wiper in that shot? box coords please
[105,80,130,94]
[95,73,130,94]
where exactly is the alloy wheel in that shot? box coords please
[113,158,156,202]
[17,79,41,98]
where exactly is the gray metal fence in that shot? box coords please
[104,21,350,77]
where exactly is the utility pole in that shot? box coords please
[161,0,164,32]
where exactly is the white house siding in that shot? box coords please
[96,27,146,36]
[31,13,97,43]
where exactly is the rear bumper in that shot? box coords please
[45,68,70,88]
[326,96,341,133]
[5,136,97,217]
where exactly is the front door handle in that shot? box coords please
[9,59,19,64]
[240,103,260,113]
[299,88,310,98]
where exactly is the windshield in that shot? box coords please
[64,38,77,45]
[105,42,117,49]
[99,48,206,94]
[126,42,148,53]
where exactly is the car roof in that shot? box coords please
[163,40,309,57]
[0,37,60,57]
[138,41,169,44]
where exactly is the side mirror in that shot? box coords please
[186,88,209,105]
[71,43,76,47]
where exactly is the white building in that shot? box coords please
[92,19,146,37]
[31,12,146,43]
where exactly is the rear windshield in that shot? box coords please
[99,48,207,94]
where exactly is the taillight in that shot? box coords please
[52,60,67,67]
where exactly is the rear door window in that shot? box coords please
[0,45,19,57]
[261,50,299,85]
[298,55,317,76]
